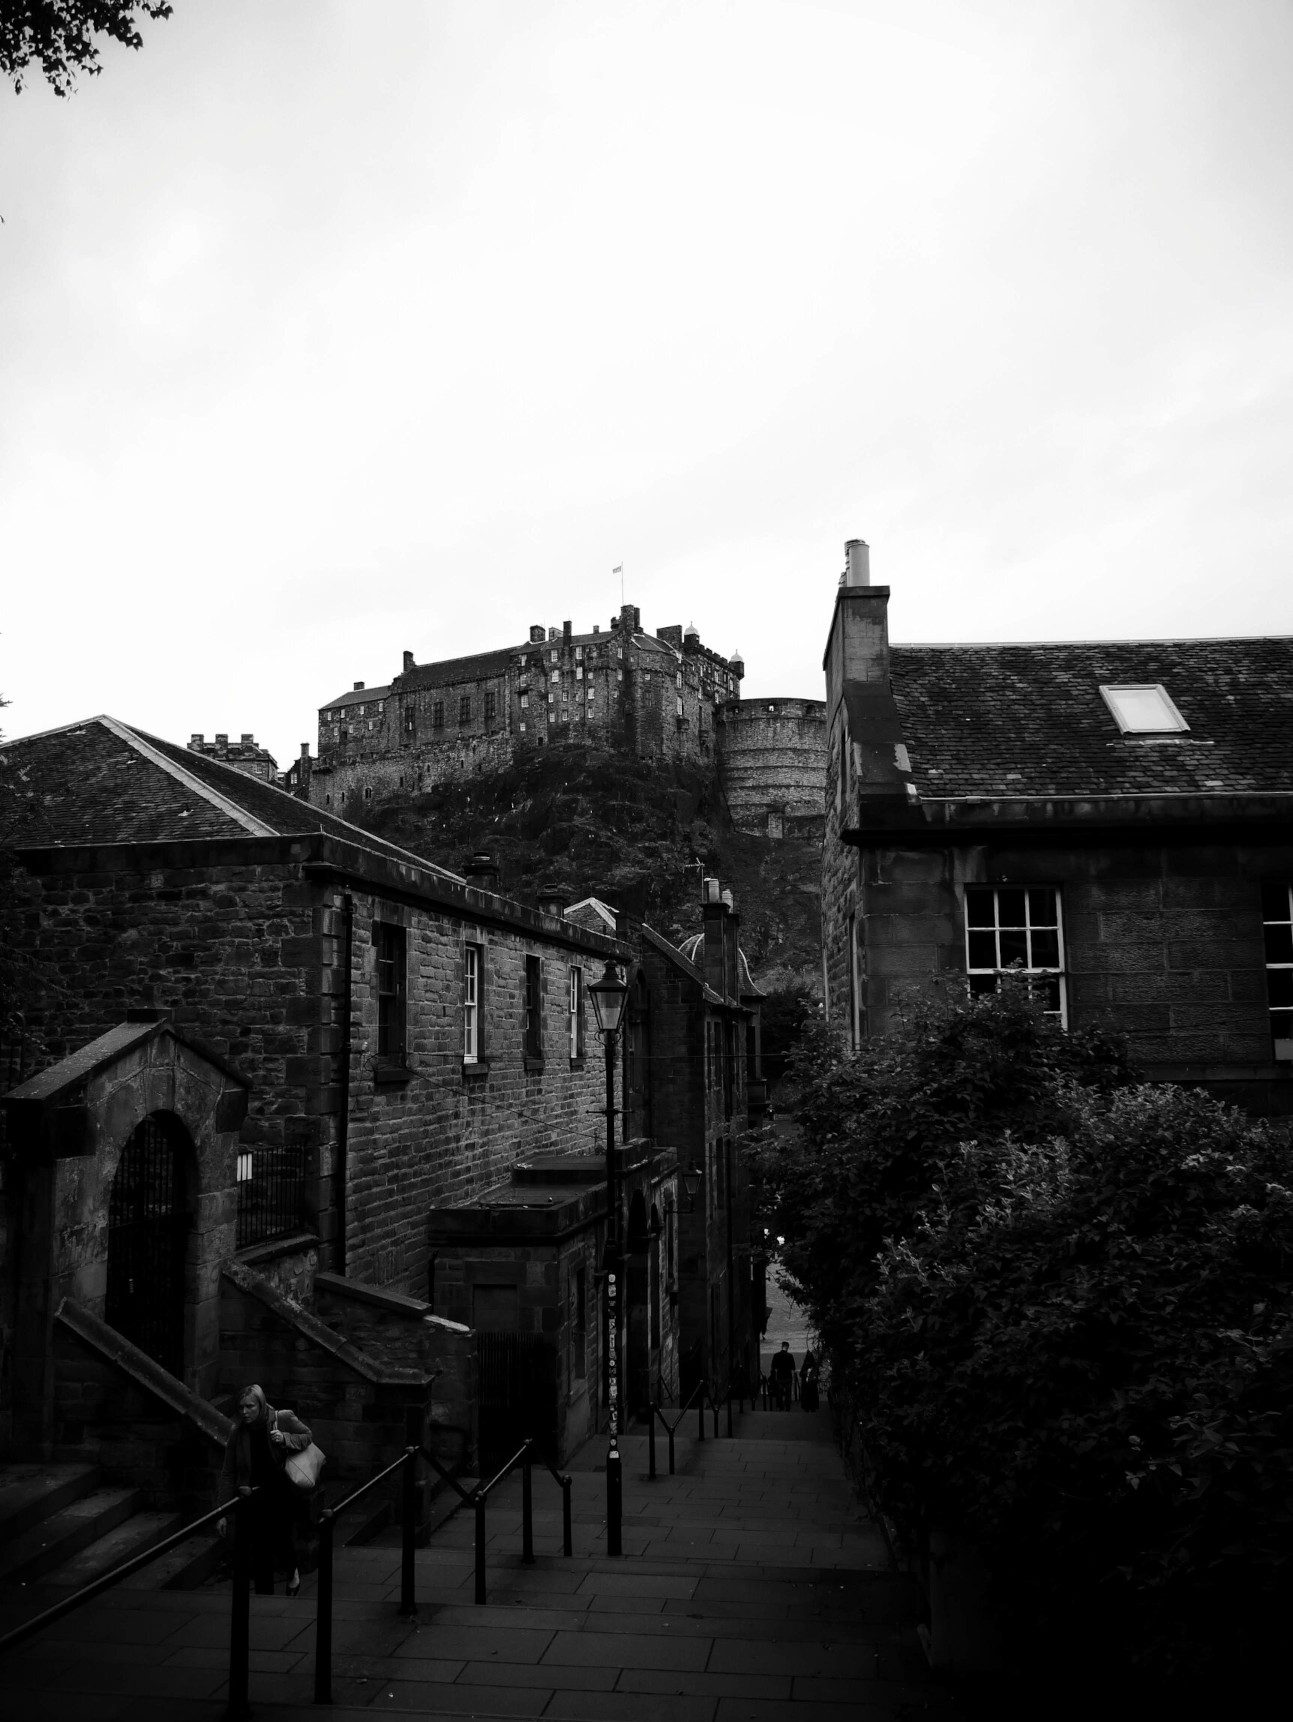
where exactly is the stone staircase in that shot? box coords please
[0,1461,220,1598]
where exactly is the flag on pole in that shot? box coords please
[612,565,623,575]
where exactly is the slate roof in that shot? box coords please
[0,716,464,878]
[321,685,391,712]
[888,637,1293,800]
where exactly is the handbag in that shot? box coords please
[275,1411,326,1491]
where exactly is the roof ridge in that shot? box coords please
[893,634,1293,649]
[98,717,275,838]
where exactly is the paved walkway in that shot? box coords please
[0,1407,958,1720]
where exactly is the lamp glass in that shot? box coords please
[589,960,629,1035]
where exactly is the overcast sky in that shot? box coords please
[2,0,1290,768]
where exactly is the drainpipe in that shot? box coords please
[336,892,354,1277]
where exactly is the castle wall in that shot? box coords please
[717,699,828,839]
[310,608,744,817]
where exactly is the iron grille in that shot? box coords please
[106,1115,188,1374]
[236,1142,307,1249]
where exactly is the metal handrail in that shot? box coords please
[0,1491,250,1657]
[647,1377,709,1477]
[315,1447,419,1704]
[470,1437,574,1604]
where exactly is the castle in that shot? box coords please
[309,601,829,841]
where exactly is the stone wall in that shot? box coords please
[843,833,1293,1115]
[311,610,744,817]
[332,881,614,1298]
[717,699,828,838]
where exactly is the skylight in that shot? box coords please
[1099,684,1188,735]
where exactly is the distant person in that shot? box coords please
[800,1350,819,1413]
[769,1341,796,1410]
[217,1383,312,1597]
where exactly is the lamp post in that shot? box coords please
[589,958,629,1557]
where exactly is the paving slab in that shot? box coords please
[0,1404,961,1720]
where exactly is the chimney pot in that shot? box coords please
[702,875,722,905]
[844,538,870,587]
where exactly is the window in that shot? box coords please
[519,690,529,709]
[550,670,561,683]
[1099,684,1188,734]
[463,943,482,1062]
[484,691,497,721]
[524,954,543,1059]
[550,650,558,664]
[402,708,415,737]
[458,696,471,726]
[432,701,444,729]
[1262,881,1293,1061]
[375,923,407,1061]
[570,1263,587,1383]
[569,966,585,1059]
[965,887,1066,1023]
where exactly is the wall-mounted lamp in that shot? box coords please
[680,1160,703,1212]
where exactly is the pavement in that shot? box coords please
[0,1401,959,1722]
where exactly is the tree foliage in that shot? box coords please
[765,987,1293,1692]
[2,2,172,96]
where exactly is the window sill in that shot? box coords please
[462,1059,490,1081]
[373,1060,416,1087]
[523,1055,546,1075]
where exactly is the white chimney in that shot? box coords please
[844,538,870,587]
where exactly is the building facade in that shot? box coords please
[310,605,744,813]
[187,731,278,782]
[821,539,1293,1117]
[0,716,644,1483]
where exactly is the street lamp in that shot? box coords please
[588,959,629,1556]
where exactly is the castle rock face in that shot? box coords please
[309,602,827,840]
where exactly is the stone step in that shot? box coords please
[0,1485,144,1585]
[49,1507,186,1590]
[0,1462,101,1543]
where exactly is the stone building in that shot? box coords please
[821,538,1293,1117]
[309,604,744,813]
[716,696,828,839]
[187,731,278,782]
[0,715,673,1498]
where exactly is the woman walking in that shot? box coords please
[217,1383,312,1596]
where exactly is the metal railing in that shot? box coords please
[0,1488,260,1722]
[236,1143,308,1248]
[470,1437,573,1605]
[646,1378,709,1477]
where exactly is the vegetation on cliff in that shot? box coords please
[353,741,822,991]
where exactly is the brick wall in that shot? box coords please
[334,884,613,1297]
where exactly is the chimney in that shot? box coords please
[593,624,600,635]
[464,850,501,892]
[300,742,310,757]
[241,733,254,746]
[700,877,736,999]
[562,620,572,645]
[529,625,545,644]
[822,536,916,819]
[403,651,414,672]
[353,681,365,692]
[215,733,228,747]
[620,604,640,634]
[656,624,682,650]
[843,538,870,587]
[548,626,558,641]
[190,733,203,746]
[537,889,566,919]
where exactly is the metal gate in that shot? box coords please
[106,1115,189,1375]
[475,1333,558,1473]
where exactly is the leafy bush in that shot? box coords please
[768,988,1293,1692]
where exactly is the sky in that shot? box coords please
[2,0,1291,769]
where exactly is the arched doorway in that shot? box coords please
[106,1113,192,1376]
